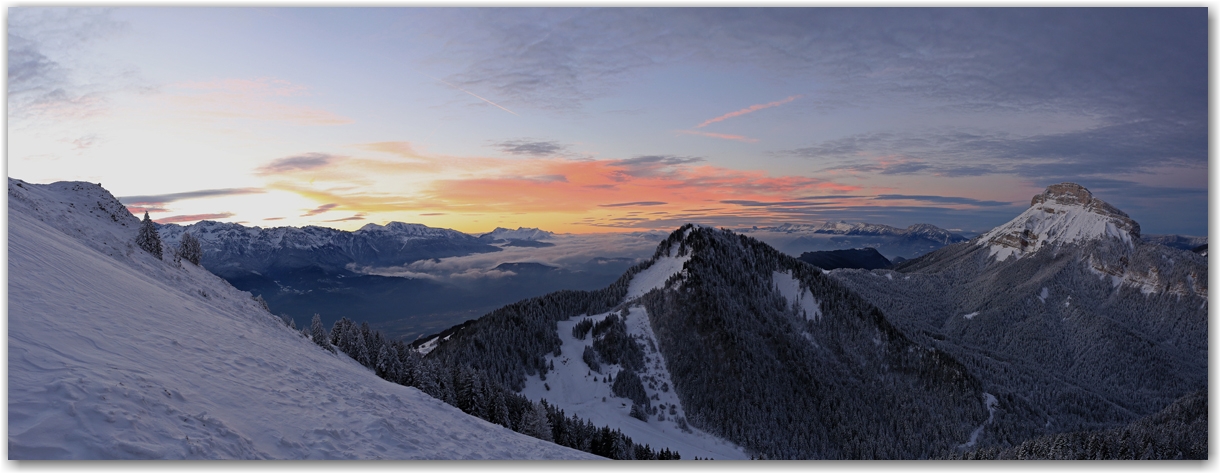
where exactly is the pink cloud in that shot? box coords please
[696,95,802,128]
[676,130,760,143]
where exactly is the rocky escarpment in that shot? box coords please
[980,183,1140,262]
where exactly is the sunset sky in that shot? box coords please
[8,8,1208,236]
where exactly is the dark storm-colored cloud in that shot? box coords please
[120,188,266,206]
[494,139,566,157]
[257,153,339,174]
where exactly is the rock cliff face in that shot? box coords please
[980,183,1140,262]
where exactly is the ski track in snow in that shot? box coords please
[519,307,749,460]
[8,184,595,460]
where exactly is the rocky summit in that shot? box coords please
[980,183,1140,262]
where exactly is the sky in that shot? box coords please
[7,7,1209,236]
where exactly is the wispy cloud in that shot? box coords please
[494,139,566,157]
[256,153,340,175]
[599,201,667,207]
[302,203,339,217]
[873,194,1015,207]
[164,78,351,126]
[324,212,366,222]
[8,8,135,125]
[676,130,758,143]
[696,95,802,128]
[119,187,266,206]
[426,74,519,116]
[153,212,235,224]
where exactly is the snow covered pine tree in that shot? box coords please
[311,314,335,353]
[178,232,202,265]
[136,211,163,259]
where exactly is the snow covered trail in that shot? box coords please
[9,194,595,459]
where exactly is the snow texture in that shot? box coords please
[8,179,595,460]
[962,312,979,320]
[979,196,1136,262]
[959,393,998,450]
[773,271,822,321]
[481,226,554,241]
[519,308,749,459]
[625,249,690,301]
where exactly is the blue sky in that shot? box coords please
[7,7,1208,236]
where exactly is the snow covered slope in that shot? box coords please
[978,183,1140,262]
[518,308,748,460]
[8,179,595,460]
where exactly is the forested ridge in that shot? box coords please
[639,225,987,459]
[299,314,679,459]
[833,231,1207,451]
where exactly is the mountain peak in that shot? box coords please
[979,183,1140,262]
[480,226,554,241]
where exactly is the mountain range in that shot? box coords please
[9,177,1205,459]
[739,221,970,260]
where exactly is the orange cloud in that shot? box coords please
[257,143,863,233]
[696,95,802,128]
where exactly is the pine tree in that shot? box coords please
[136,211,163,259]
[310,314,334,353]
[522,402,553,442]
[179,232,202,265]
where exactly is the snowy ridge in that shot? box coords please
[978,183,1139,262]
[773,271,822,321]
[626,246,690,301]
[481,226,555,241]
[519,308,748,459]
[8,179,593,460]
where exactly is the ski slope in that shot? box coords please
[8,179,595,460]
[518,307,749,460]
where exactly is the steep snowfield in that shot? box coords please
[8,180,594,460]
[518,308,748,459]
[772,271,822,321]
[980,203,1134,261]
[625,250,690,301]
[978,184,1138,262]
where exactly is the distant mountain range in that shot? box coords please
[739,221,969,260]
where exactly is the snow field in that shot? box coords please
[519,307,749,459]
[8,190,594,460]
[625,250,690,301]
[980,201,1135,262]
[772,271,822,321]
